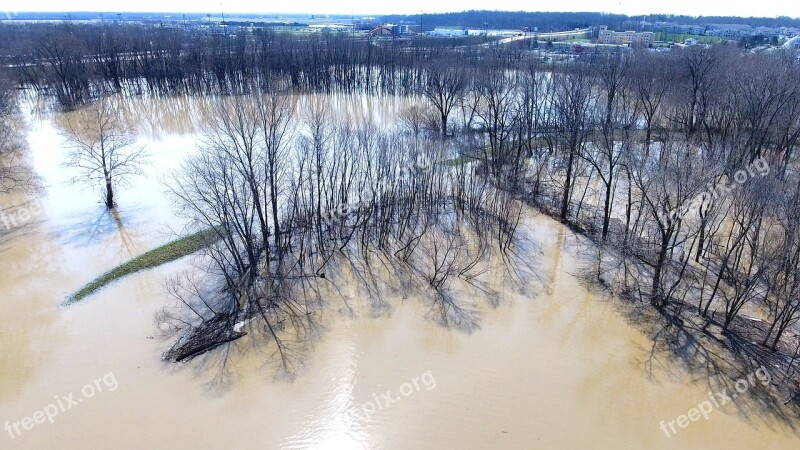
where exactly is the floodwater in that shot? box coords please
[1,95,799,449]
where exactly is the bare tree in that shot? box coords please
[631,51,669,157]
[33,23,90,109]
[257,92,296,254]
[552,62,595,220]
[763,184,800,350]
[61,98,148,208]
[0,119,32,194]
[583,52,634,239]
[631,138,708,307]
[474,69,519,176]
[422,64,466,139]
[0,71,36,194]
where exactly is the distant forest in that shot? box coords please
[4,10,800,32]
[381,10,800,31]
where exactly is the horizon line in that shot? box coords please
[3,10,798,20]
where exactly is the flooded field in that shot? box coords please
[1,95,799,449]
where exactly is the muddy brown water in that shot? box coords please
[1,96,799,449]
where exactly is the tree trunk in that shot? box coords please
[602,176,612,239]
[105,180,114,209]
[651,232,671,307]
[695,214,706,262]
[560,145,575,220]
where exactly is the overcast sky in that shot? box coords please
[3,0,798,19]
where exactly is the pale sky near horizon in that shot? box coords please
[2,0,798,19]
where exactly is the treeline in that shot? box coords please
[2,23,485,109]
[644,14,800,28]
[381,10,800,32]
[383,10,629,32]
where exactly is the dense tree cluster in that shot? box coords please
[464,48,800,352]
[1,23,490,109]
[154,44,800,389]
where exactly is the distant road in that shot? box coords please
[483,28,591,46]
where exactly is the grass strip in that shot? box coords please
[65,228,220,306]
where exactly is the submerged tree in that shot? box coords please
[551,61,595,220]
[422,64,466,139]
[0,70,35,194]
[61,98,148,208]
[0,112,29,194]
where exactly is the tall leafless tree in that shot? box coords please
[61,98,148,208]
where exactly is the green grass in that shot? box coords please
[65,228,221,306]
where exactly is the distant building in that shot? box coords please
[784,36,800,49]
[684,38,699,46]
[368,26,390,36]
[369,24,410,36]
[428,28,468,37]
[391,24,409,35]
[705,24,752,38]
[598,26,654,47]
[682,25,706,35]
